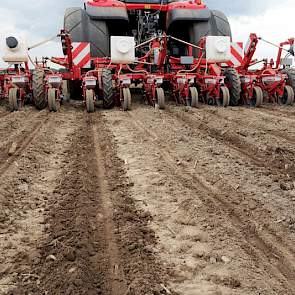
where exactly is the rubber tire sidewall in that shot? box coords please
[9,88,19,112]
[64,7,110,57]
[86,89,95,113]
[32,69,47,110]
[189,10,232,57]
[48,88,58,112]
[223,68,241,106]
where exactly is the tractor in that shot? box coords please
[32,0,235,111]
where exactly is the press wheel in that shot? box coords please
[122,88,131,111]
[86,89,95,113]
[8,88,19,112]
[156,88,165,110]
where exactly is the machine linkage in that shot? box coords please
[0,31,294,113]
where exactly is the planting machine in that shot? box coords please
[2,0,293,113]
[33,0,237,112]
[0,36,33,111]
[32,64,64,112]
[0,35,69,112]
[236,33,295,106]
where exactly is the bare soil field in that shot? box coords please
[0,101,295,295]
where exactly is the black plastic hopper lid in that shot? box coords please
[6,36,18,49]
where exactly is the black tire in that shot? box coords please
[32,69,47,110]
[102,68,114,108]
[282,68,295,94]
[189,10,232,56]
[223,68,241,106]
[210,10,232,38]
[64,7,110,57]
[69,80,83,100]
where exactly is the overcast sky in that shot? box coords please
[0,0,294,67]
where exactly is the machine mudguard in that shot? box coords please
[86,4,128,21]
[167,8,210,28]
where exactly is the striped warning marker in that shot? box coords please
[72,42,91,68]
[227,42,244,67]
[221,42,244,67]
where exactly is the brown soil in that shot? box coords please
[0,105,170,295]
[1,102,295,295]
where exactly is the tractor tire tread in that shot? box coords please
[102,68,114,108]
[32,69,47,110]
[282,68,295,94]
[224,67,241,106]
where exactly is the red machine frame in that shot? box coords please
[237,33,294,106]
[1,62,32,111]
[50,30,231,112]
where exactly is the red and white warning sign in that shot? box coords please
[225,42,244,67]
[72,42,91,68]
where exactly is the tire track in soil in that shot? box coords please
[200,107,295,145]
[0,112,50,178]
[0,109,48,161]
[259,105,295,117]
[21,111,172,295]
[21,113,121,294]
[246,107,295,123]
[166,106,295,181]
[165,107,295,258]
[91,113,175,295]
[0,109,79,295]
[126,110,295,293]
[0,112,10,120]
[89,114,127,295]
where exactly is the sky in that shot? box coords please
[0,0,294,67]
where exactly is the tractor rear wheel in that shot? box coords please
[156,88,165,110]
[251,86,263,107]
[189,87,198,107]
[32,69,47,110]
[48,88,58,112]
[189,10,232,56]
[102,69,114,108]
[122,88,131,111]
[86,89,95,113]
[281,85,294,105]
[218,86,230,107]
[9,88,19,112]
[64,7,110,57]
[223,68,241,106]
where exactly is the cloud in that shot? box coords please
[229,0,295,63]
[204,0,281,16]
[0,0,81,67]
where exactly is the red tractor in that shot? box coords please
[32,0,234,111]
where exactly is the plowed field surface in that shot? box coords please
[1,102,295,295]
